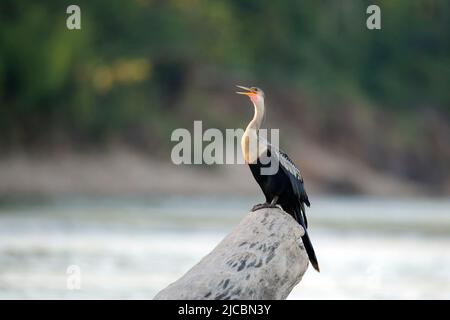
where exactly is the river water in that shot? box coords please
[0,196,449,299]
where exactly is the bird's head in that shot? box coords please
[236,85,265,104]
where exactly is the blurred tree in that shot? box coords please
[0,0,448,156]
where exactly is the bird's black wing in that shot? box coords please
[274,147,310,205]
[259,137,310,205]
[262,141,309,226]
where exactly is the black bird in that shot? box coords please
[237,85,320,272]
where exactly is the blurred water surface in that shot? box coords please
[0,196,449,299]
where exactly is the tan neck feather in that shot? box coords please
[241,98,265,163]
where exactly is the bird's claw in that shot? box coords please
[251,203,280,212]
[251,203,267,211]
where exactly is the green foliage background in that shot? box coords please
[0,0,449,156]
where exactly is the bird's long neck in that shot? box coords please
[242,98,265,164]
[245,98,265,132]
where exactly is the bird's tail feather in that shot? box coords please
[300,202,308,229]
[301,230,320,272]
[294,205,320,272]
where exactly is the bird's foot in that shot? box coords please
[251,203,280,212]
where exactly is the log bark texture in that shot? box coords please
[153,207,309,300]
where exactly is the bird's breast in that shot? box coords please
[241,131,266,164]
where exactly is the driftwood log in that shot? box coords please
[154,207,309,300]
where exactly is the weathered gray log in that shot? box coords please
[154,207,309,300]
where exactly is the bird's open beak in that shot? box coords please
[236,85,256,96]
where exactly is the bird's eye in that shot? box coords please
[252,87,258,92]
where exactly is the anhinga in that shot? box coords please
[237,85,320,272]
